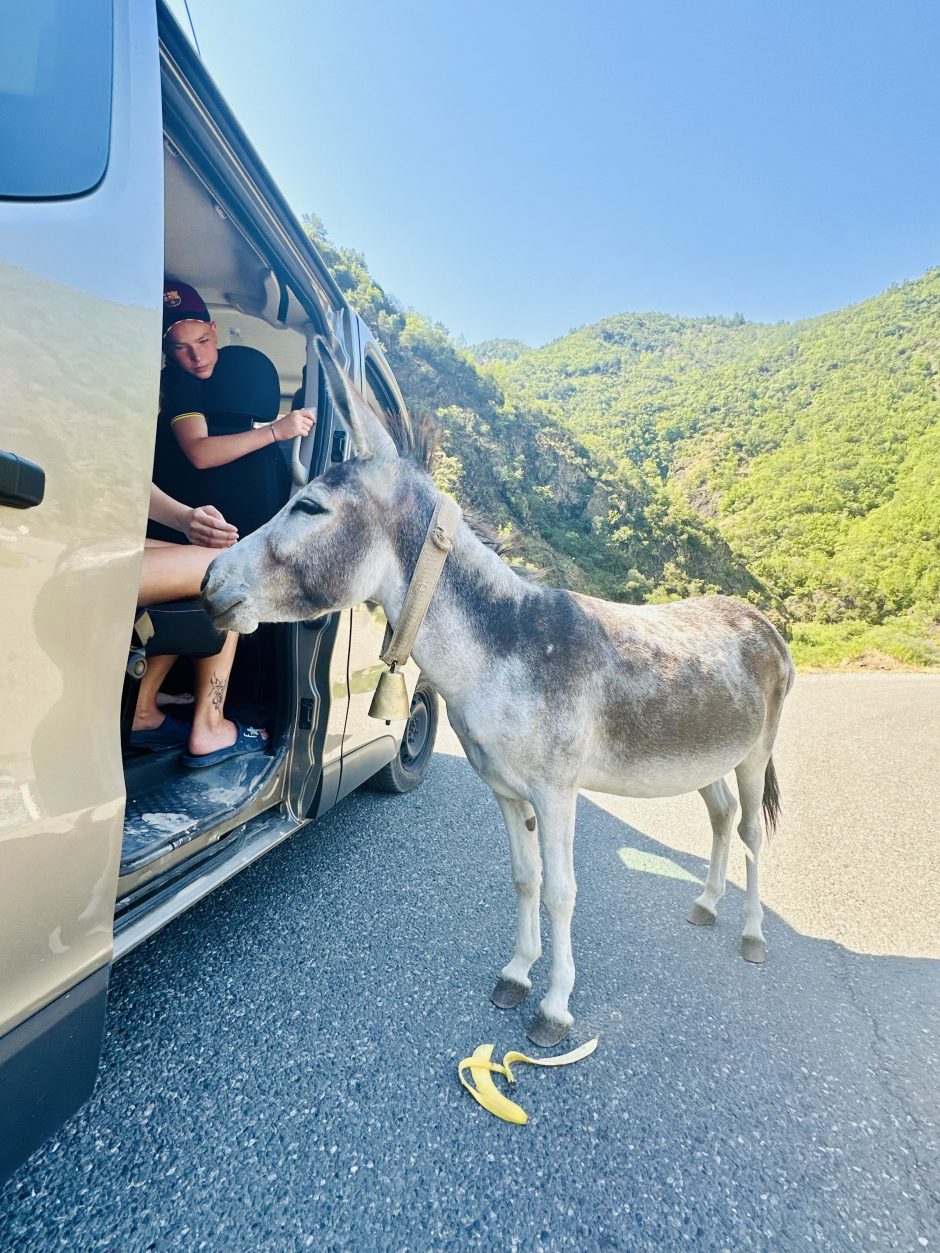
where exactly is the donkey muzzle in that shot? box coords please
[201,569,257,634]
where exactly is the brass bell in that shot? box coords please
[369,664,411,721]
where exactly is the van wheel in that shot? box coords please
[367,680,438,794]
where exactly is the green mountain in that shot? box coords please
[304,212,939,665]
[496,274,940,630]
[303,215,764,608]
[468,338,532,365]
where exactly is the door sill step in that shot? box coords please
[120,752,275,875]
[114,808,300,960]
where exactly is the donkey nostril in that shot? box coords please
[204,582,248,620]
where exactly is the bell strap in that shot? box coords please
[381,494,462,669]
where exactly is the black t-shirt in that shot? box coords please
[152,345,290,539]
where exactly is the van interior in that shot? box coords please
[117,136,321,890]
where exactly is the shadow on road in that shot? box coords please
[2,752,937,1250]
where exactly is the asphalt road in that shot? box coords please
[2,675,937,1251]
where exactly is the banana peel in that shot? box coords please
[458,1036,599,1124]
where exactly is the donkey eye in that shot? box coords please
[292,498,328,518]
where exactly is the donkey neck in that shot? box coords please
[375,476,540,707]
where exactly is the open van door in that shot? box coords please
[285,334,351,819]
[0,1,164,1180]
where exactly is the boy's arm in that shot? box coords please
[172,408,315,469]
[148,484,238,547]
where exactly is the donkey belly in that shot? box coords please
[580,746,748,799]
[580,679,768,799]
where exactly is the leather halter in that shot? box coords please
[381,493,463,670]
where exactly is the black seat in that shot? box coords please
[136,599,226,660]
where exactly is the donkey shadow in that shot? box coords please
[419,757,937,1080]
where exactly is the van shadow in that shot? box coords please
[2,751,937,1249]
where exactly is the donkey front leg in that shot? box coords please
[688,777,737,926]
[527,790,578,1048]
[491,795,542,1010]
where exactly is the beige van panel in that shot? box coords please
[0,266,161,1034]
[0,0,164,1036]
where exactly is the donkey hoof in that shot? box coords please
[687,902,717,927]
[741,936,766,964]
[526,1011,571,1048]
[491,978,530,1010]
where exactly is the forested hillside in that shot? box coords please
[304,213,939,666]
[496,275,940,634]
[303,216,765,608]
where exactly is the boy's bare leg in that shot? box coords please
[132,653,178,733]
[186,632,268,757]
[136,541,267,757]
[139,539,218,604]
[134,541,216,735]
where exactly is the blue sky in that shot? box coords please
[168,0,939,346]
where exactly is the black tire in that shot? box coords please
[366,679,439,794]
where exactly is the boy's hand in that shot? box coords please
[272,408,316,441]
[186,504,238,548]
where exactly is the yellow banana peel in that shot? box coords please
[458,1035,599,1125]
[460,1044,529,1124]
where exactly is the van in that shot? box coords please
[0,0,437,1183]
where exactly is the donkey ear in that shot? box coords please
[314,335,398,463]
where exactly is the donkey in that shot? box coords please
[202,339,795,1047]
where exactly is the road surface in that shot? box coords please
[1,675,937,1250]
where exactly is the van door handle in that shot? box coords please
[331,431,347,462]
[0,451,45,509]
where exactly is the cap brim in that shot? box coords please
[163,312,212,338]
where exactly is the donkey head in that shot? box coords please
[202,337,405,634]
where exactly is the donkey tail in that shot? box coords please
[762,755,782,837]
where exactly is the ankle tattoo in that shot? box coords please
[210,673,226,714]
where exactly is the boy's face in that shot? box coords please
[165,319,219,379]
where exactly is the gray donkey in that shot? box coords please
[203,339,795,1046]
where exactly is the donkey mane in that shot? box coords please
[461,511,543,583]
[383,404,438,471]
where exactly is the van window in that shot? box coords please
[364,356,401,427]
[0,0,113,200]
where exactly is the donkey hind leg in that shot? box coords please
[688,778,738,926]
[734,749,771,964]
[491,796,542,1010]
[527,791,578,1048]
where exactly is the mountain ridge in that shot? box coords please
[494,269,940,626]
[302,212,938,663]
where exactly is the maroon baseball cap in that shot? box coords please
[163,281,211,337]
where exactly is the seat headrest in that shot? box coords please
[207,346,280,423]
